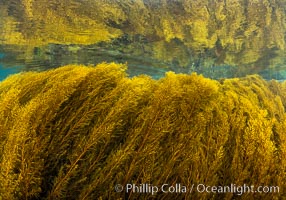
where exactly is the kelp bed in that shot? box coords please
[0,63,286,199]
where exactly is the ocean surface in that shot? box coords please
[1,0,286,81]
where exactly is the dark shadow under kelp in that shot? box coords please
[0,63,286,199]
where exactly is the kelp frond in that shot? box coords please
[0,63,285,199]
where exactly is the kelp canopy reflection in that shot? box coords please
[0,0,286,79]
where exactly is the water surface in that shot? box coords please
[1,0,286,81]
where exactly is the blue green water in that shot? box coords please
[0,53,20,81]
[0,51,167,81]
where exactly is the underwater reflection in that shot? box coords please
[1,0,286,80]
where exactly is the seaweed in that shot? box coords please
[0,63,285,199]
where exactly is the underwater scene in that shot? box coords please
[0,0,286,199]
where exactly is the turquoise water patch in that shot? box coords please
[0,64,20,81]
[0,53,21,81]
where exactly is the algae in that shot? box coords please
[0,63,285,199]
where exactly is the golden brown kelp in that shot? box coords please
[0,63,285,199]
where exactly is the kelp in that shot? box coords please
[0,62,286,199]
